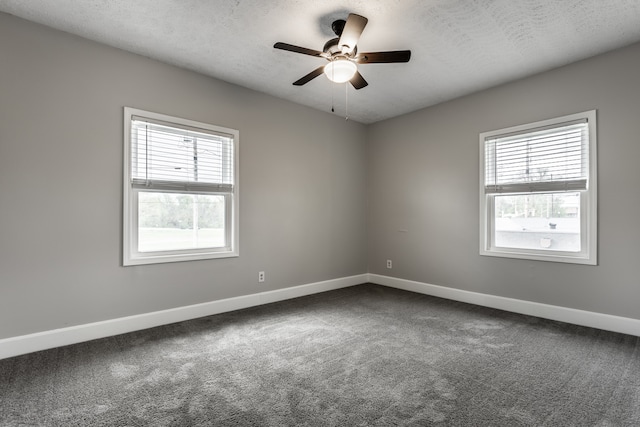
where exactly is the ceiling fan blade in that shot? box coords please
[293,66,326,86]
[274,42,326,58]
[355,50,412,64]
[350,71,368,90]
[338,13,368,54]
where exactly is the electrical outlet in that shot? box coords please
[258,271,265,283]
[386,260,392,269]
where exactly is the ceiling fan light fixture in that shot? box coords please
[324,59,357,83]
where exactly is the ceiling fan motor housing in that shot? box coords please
[323,37,358,57]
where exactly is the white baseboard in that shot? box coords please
[3,273,637,360]
[0,274,367,360]
[368,274,640,337]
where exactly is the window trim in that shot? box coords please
[123,107,239,266]
[479,110,597,265]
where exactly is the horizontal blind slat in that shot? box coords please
[131,178,233,192]
[484,179,587,194]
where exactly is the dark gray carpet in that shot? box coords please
[1,284,639,426]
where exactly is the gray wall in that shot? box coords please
[2,12,639,341]
[367,42,640,320]
[0,14,368,339]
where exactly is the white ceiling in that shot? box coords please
[2,0,640,124]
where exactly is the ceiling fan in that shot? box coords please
[274,13,411,90]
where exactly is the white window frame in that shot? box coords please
[123,107,239,266]
[479,110,597,265]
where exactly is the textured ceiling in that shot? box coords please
[2,0,640,123]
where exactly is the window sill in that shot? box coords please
[480,248,596,265]
[123,249,239,266]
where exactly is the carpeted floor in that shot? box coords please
[1,284,639,426]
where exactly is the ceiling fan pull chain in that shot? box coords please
[331,66,335,112]
[345,82,349,121]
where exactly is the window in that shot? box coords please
[479,110,597,264]
[123,108,239,265]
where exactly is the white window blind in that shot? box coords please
[484,119,589,194]
[130,116,234,192]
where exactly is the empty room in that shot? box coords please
[1,1,639,425]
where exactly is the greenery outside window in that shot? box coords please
[123,107,239,265]
[479,111,597,264]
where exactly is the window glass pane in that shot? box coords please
[138,192,226,252]
[494,192,580,252]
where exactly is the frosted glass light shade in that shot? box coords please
[324,59,357,83]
